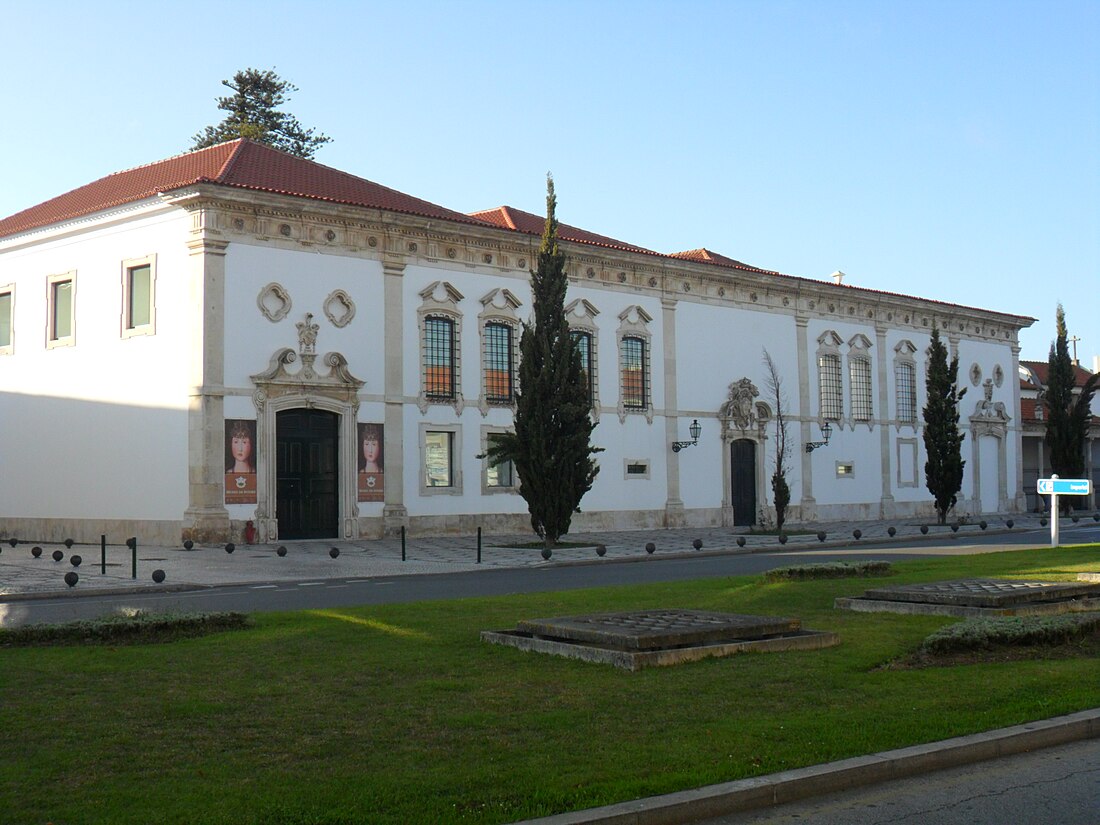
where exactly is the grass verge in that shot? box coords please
[1,545,1098,824]
[0,611,250,647]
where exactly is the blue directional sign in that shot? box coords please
[1037,478,1091,496]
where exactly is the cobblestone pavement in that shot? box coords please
[1,513,1097,600]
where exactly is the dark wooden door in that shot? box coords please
[731,439,757,526]
[276,409,338,539]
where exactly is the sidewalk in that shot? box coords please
[2,512,1096,600]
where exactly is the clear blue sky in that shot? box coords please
[3,0,1096,364]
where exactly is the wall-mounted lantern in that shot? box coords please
[805,421,833,453]
[672,419,702,453]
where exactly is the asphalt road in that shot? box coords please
[697,737,1100,825]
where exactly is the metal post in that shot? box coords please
[131,538,137,579]
[477,526,482,564]
[101,534,106,575]
[1051,475,1060,548]
[401,525,406,562]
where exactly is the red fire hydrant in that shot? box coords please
[244,520,256,544]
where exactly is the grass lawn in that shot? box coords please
[2,545,1098,825]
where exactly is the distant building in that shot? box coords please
[1018,360,1099,511]
[0,140,1036,544]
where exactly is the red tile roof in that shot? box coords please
[0,140,488,239]
[1020,360,1096,388]
[669,247,783,276]
[469,205,658,255]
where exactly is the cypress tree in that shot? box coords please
[1044,305,1098,511]
[485,176,600,549]
[923,326,966,524]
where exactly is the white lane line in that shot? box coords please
[298,582,324,587]
[251,585,278,589]
[345,579,372,583]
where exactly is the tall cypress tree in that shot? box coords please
[923,326,966,524]
[1044,305,1098,511]
[485,176,600,550]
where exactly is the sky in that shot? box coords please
[2,0,1096,364]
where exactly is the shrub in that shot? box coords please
[921,613,1100,655]
[764,561,892,581]
[0,611,251,647]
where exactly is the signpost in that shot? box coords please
[1037,475,1091,546]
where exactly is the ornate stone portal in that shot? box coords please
[969,378,1011,513]
[718,378,772,527]
[250,313,365,542]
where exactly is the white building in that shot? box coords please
[0,140,1035,544]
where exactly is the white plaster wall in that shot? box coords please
[0,206,191,520]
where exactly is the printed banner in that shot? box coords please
[358,422,384,502]
[225,419,258,505]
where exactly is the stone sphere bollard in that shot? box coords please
[887,526,896,537]
[329,547,340,558]
[1094,512,1099,522]
[52,550,64,562]
[778,533,788,544]
[645,542,656,554]
[7,538,17,548]
[183,540,194,550]
[979,520,987,530]
[541,547,552,560]
[1041,518,1048,527]
[64,571,78,588]
[152,569,166,584]
[64,538,74,549]
[32,546,42,558]
[853,529,862,540]
[225,543,235,554]
[596,544,606,557]
[70,555,82,567]
[1071,514,1080,523]
[951,524,960,533]
[817,531,827,542]
[736,536,746,547]
[277,546,288,557]
[1006,519,1014,528]
[692,538,702,550]
[920,525,929,534]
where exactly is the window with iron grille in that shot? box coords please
[896,361,917,423]
[571,330,594,403]
[818,353,842,420]
[621,335,647,409]
[483,322,514,403]
[849,357,872,421]
[424,316,455,399]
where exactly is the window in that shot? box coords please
[483,322,514,403]
[572,330,594,403]
[621,335,648,409]
[485,432,515,489]
[624,459,651,480]
[849,357,872,421]
[424,431,454,487]
[0,287,12,353]
[818,353,842,420]
[47,272,75,348]
[896,361,917,423]
[122,255,156,337]
[424,316,456,399]
[836,462,855,478]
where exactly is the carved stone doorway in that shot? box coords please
[730,439,757,526]
[276,409,339,539]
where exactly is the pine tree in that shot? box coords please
[484,176,600,550]
[1044,305,1098,511]
[923,326,966,524]
[192,68,332,158]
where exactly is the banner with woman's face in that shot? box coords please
[358,422,384,502]
[225,419,257,504]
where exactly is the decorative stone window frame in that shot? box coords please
[816,330,844,424]
[896,437,920,487]
[0,282,14,355]
[323,289,356,328]
[419,422,463,495]
[893,340,918,427]
[46,271,76,349]
[417,281,464,415]
[480,425,518,495]
[121,254,156,339]
[477,288,522,415]
[565,298,601,420]
[847,334,873,425]
[258,282,293,323]
[623,458,651,480]
[617,305,654,423]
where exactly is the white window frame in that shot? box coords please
[623,458,651,480]
[617,305,654,423]
[847,334,873,422]
[816,330,843,422]
[46,271,76,349]
[419,423,462,495]
[121,254,156,338]
[477,288,522,414]
[417,281,464,415]
[894,340,919,426]
[0,283,14,355]
[566,298,601,419]
[481,426,518,495]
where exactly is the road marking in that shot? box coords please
[345,579,372,583]
[298,582,324,587]
[251,585,278,589]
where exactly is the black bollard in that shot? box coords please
[152,569,166,584]
[477,526,482,564]
[64,571,78,588]
[401,525,406,562]
[126,537,137,579]
[329,547,339,558]
[101,535,106,575]
[52,550,64,562]
[645,541,656,554]
[596,544,607,557]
